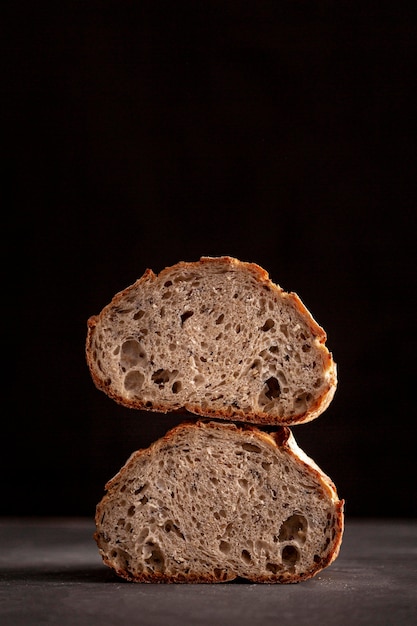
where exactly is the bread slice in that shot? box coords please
[94,420,344,583]
[86,256,336,425]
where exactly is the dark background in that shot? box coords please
[6,2,416,518]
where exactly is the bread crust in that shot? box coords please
[94,420,344,584]
[86,257,337,426]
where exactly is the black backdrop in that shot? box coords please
[6,2,416,517]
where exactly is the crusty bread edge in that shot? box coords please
[86,257,337,426]
[94,419,344,584]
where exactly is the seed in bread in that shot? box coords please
[86,256,337,425]
[94,420,344,583]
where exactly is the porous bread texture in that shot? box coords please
[94,420,344,583]
[86,256,337,425]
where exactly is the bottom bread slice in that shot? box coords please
[95,420,344,583]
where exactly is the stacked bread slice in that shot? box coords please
[87,256,344,583]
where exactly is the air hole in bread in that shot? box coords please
[134,483,148,496]
[294,391,313,409]
[241,550,251,564]
[164,280,173,287]
[163,521,185,540]
[214,568,227,580]
[151,369,178,387]
[174,273,196,283]
[261,318,275,331]
[264,377,281,400]
[280,323,289,338]
[127,505,135,517]
[124,370,145,393]
[281,544,300,566]
[216,313,225,325]
[238,478,249,491]
[144,543,165,572]
[219,540,231,554]
[133,310,145,320]
[172,380,182,394]
[266,562,281,574]
[278,514,308,544]
[180,310,194,326]
[241,443,262,454]
[120,339,147,369]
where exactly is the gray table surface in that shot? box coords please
[0,518,416,626]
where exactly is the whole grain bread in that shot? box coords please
[86,256,336,425]
[95,419,344,583]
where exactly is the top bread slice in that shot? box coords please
[86,256,337,425]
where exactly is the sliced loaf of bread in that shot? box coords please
[86,256,336,425]
[95,420,344,583]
